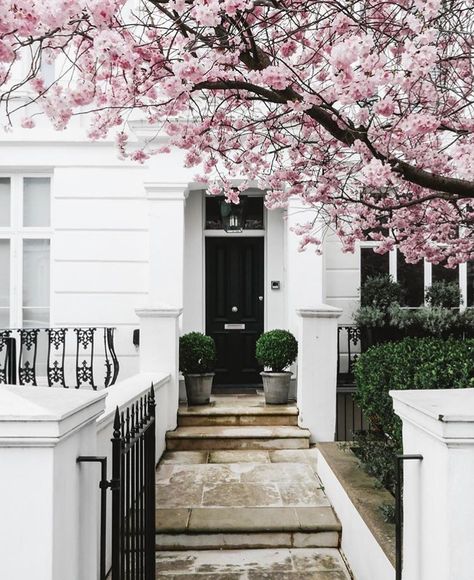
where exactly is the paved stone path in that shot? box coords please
[155,449,352,578]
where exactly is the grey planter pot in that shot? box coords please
[260,371,292,405]
[184,373,214,405]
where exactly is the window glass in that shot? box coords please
[467,262,474,307]
[432,261,459,285]
[23,177,51,227]
[360,247,389,284]
[23,239,50,327]
[397,253,424,307]
[205,195,264,230]
[0,178,11,227]
[0,240,10,326]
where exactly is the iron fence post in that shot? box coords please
[111,407,122,579]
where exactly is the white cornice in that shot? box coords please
[144,182,190,200]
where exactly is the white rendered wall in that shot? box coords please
[323,232,360,324]
[392,389,474,580]
[183,190,205,333]
[317,448,395,580]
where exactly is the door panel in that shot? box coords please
[206,237,264,386]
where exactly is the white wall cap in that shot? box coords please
[97,372,170,432]
[144,182,189,200]
[296,305,343,319]
[392,388,474,443]
[136,306,183,318]
[0,386,106,446]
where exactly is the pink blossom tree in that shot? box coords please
[1,0,473,263]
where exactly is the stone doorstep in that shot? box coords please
[178,414,299,427]
[167,426,310,439]
[166,437,310,451]
[179,403,298,416]
[166,426,310,451]
[156,506,341,534]
[155,531,340,551]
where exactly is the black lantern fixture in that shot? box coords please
[220,196,247,233]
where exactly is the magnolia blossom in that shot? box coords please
[0,0,474,264]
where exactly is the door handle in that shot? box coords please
[258,296,263,302]
[232,306,238,312]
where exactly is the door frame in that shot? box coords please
[205,235,265,387]
[182,189,286,340]
[202,194,267,335]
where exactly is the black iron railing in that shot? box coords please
[111,387,156,580]
[336,325,368,440]
[0,327,119,389]
[336,386,368,441]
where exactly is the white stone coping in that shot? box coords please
[391,388,474,443]
[0,386,106,446]
[296,305,343,319]
[97,372,171,432]
[135,306,183,318]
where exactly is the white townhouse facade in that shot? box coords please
[1,119,473,392]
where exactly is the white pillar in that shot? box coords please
[392,388,474,580]
[141,181,188,430]
[136,307,182,431]
[0,386,106,580]
[144,182,188,307]
[286,196,325,335]
[296,305,342,442]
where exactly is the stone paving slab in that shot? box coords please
[160,451,209,464]
[156,548,351,578]
[209,450,271,463]
[188,507,300,532]
[156,462,328,510]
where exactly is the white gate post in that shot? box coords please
[138,182,188,430]
[296,305,342,442]
[0,386,106,580]
[392,388,474,580]
[135,306,182,431]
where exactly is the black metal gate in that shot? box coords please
[111,387,156,580]
[336,325,368,440]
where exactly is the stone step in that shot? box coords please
[156,506,341,550]
[156,548,351,578]
[178,403,299,427]
[165,425,311,451]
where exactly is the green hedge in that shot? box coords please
[354,337,474,493]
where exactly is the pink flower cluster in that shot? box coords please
[1,0,473,264]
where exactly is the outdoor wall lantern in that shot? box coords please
[220,196,247,232]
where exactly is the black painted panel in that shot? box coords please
[206,237,264,386]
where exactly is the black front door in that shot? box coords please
[206,237,264,387]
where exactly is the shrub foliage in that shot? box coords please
[179,332,216,374]
[354,337,474,493]
[256,329,298,372]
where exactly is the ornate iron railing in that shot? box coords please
[0,327,119,389]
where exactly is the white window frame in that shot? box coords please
[0,173,53,328]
